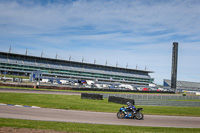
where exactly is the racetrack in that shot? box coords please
[0,88,200,128]
[0,105,200,128]
[0,88,81,95]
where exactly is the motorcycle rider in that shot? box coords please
[124,102,136,117]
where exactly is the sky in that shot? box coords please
[0,0,200,85]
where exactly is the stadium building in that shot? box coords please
[164,79,200,91]
[0,51,154,86]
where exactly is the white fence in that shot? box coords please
[101,94,200,107]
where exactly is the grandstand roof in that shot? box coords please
[0,51,154,85]
[164,79,200,90]
[0,51,153,74]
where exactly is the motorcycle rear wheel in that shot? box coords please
[135,112,144,120]
[117,112,125,119]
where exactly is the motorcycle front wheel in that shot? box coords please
[135,112,144,120]
[117,112,125,119]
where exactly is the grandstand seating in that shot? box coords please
[164,79,200,90]
[0,51,154,85]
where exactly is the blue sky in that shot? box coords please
[0,0,200,85]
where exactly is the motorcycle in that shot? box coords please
[117,106,144,120]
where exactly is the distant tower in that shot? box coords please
[25,48,28,55]
[171,42,178,92]
[41,50,43,57]
[82,56,84,63]
[69,55,71,61]
[55,53,58,59]
[105,60,107,66]
[9,46,11,53]
[94,58,96,64]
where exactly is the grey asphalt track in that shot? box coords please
[0,105,200,128]
[0,88,200,128]
[0,88,81,95]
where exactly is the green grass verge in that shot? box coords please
[0,118,200,133]
[1,85,200,102]
[1,92,200,116]
[0,75,29,79]
[0,86,35,90]
[0,85,183,95]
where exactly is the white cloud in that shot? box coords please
[0,0,200,85]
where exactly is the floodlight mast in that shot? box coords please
[171,42,178,92]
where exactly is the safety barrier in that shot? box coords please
[73,87,174,93]
[108,96,135,105]
[101,93,200,100]
[134,100,200,107]
[81,93,103,100]
[101,94,200,107]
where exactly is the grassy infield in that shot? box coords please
[0,87,200,132]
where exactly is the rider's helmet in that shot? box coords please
[127,102,131,106]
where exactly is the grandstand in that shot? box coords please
[164,79,200,91]
[0,51,154,86]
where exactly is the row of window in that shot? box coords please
[1,54,149,76]
[0,63,153,83]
